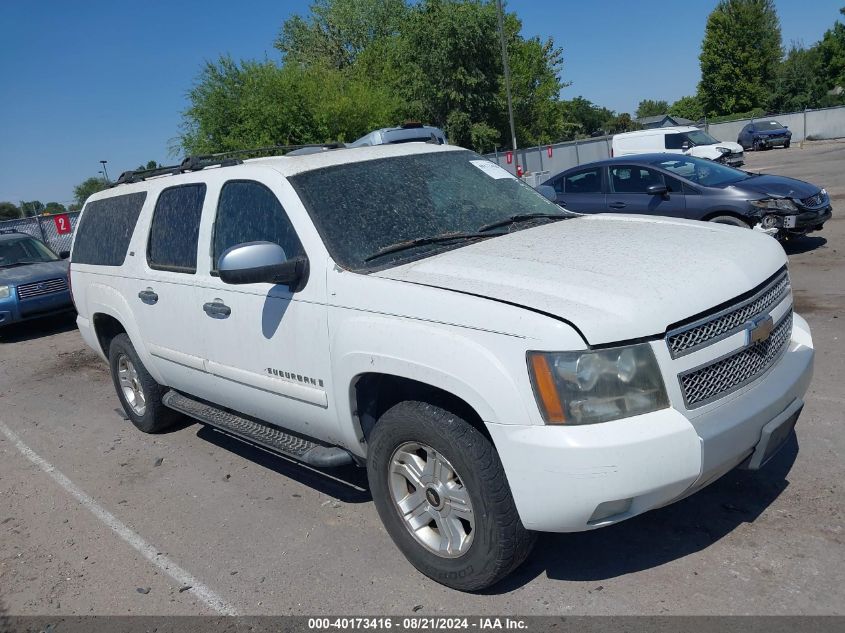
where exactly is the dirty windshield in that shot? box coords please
[0,236,58,267]
[289,149,570,271]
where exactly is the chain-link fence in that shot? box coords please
[0,212,80,254]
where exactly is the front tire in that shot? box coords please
[108,333,178,433]
[367,400,535,591]
[708,215,750,228]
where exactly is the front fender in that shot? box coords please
[329,310,539,453]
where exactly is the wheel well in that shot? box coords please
[92,313,126,357]
[703,210,752,225]
[353,373,490,443]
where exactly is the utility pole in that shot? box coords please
[100,160,110,183]
[496,0,518,176]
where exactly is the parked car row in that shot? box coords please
[539,154,831,240]
[64,140,814,592]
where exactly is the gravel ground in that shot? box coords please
[0,141,843,616]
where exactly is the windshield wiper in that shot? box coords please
[0,261,38,269]
[364,232,495,262]
[478,213,568,233]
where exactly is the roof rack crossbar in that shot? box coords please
[112,142,345,186]
[189,143,345,162]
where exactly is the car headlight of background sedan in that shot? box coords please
[751,198,798,212]
[527,344,669,425]
[0,285,11,299]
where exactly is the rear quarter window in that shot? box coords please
[72,192,147,266]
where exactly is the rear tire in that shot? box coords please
[367,400,535,591]
[784,140,791,149]
[108,333,178,433]
[708,215,750,228]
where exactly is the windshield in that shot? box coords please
[289,150,572,271]
[685,130,720,146]
[650,156,751,187]
[0,236,59,267]
[760,121,784,130]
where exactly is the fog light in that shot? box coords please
[761,214,779,229]
[588,498,633,524]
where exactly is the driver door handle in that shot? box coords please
[138,289,158,305]
[609,202,627,209]
[203,300,231,319]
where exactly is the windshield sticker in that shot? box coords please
[470,160,517,180]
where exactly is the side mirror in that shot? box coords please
[646,184,668,196]
[536,185,557,201]
[218,241,307,290]
[681,142,690,151]
[59,250,70,259]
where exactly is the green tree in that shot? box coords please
[817,7,845,95]
[137,160,161,171]
[275,0,408,69]
[558,96,614,139]
[43,202,68,215]
[180,57,400,154]
[698,0,782,116]
[19,201,44,217]
[0,201,20,221]
[635,99,669,119]
[668,95,703,121]
[183,0,569,154]
[73,177,109,207]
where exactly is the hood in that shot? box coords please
[731,174,819,200]
[373,215,786,345]
[689,141,742,158]
[0,259,69,286]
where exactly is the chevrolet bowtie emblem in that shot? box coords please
[746,314,774,346]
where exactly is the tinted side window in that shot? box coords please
[212,181,303,269]
[72,192,146,266]
[664,133,685,150]
[148,184,206,273]
[610,166,666,193]
[562,167,602,193]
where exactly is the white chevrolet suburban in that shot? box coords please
[70,143,814,591]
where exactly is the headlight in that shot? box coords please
[527,343,669,425]
[716,146,731,154]
[0,285,10,299]
[750,198,798,212]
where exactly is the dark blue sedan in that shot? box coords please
[737,120,792,151]
[0,229,74,328]
[540,154,831,240]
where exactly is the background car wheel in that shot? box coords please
[752,139,762,151]
[784,140,791,148]
[108,333,178,433]
[367,400,535,591]
[708,215,750,228]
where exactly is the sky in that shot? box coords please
[0,0,842,205]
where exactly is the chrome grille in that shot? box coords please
[666,270,790,358]
[800,191,826,209]
[679,310,793,409]
[16,277,68,300]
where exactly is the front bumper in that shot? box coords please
[488,312,813,533]
[0,289,74,327]
[755,135,791,148]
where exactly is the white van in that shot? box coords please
[613,126,745,166]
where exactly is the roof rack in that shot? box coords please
[113,143,346,186]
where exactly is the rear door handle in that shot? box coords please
[138,289,158,305]
[203,300,231,319]
[609,202,627,209]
